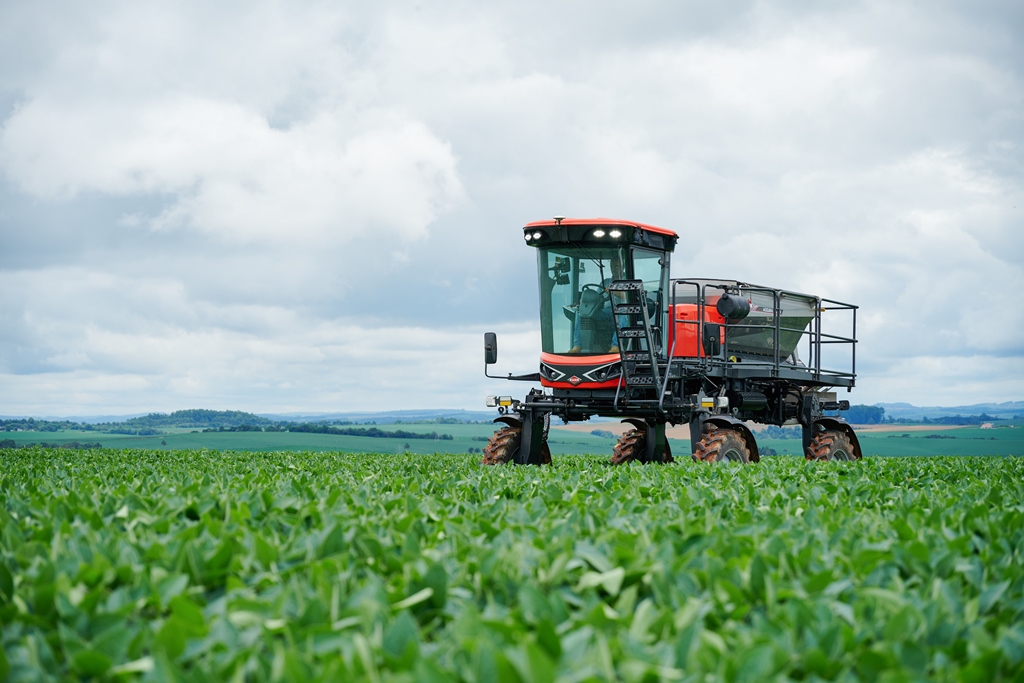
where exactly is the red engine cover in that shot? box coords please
[667,303,726,357]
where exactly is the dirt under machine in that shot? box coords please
[482,217,862,465]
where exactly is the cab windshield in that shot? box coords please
[537,245,665,355]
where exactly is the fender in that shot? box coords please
[704,415,760,463]
[493,415,522,429]
[813,417,863,460]
[621,418,648,434]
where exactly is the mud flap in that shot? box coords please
[703,415,760,463]
[689,412,706,457]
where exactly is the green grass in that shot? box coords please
[1,449,1022,681]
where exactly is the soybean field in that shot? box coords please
[1,449,1023,681]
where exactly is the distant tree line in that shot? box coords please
[761,425,802,439]
[838,405,885,424]
[122,409,275,429]
[0,418,166,436]
[2,409,282,435]
[920,414,1003,425]
[0,409,276,434]
[0,439,101,450]
[835,405,1007,425]
[0,412,462,440]
[200,423,454,440]
[1,418,80,433]
[286,423,453,440]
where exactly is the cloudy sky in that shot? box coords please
[1,0,1021,416]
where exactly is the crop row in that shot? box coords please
[1,449,1022,681]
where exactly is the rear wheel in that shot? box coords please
[693,427,752,463]
[805,429,858,461]
[481,426,552,465]
[610,429,674,465]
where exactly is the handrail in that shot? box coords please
[665,278,857,387]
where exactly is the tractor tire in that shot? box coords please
[610,429,674,465]
[481,426,552,466]
[692,427,752,464]
[805,429,859,461]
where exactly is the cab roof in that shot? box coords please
[524,217,678,239]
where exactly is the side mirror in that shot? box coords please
[702,324,722,357]
[484,332,498,365]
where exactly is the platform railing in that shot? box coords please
[665,279,857,388]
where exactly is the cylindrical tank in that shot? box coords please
[727,391,769,411]
[716,292,750,321]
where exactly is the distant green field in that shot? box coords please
[1,423,632,457]
[4,422,1023,457]
[759,424,1024,458]
[859,426,1024,456]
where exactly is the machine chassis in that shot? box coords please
[483,218,861,465]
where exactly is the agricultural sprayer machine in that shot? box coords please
[483,217,861,465]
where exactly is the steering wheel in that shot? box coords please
[578,283,611,317]
[580,283,610,302]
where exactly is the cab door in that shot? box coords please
[630,248,670,355]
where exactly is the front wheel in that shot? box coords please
[610,429,673,465]
[805,429,859,461]
[481,426,552,465]
[692,427,752,463]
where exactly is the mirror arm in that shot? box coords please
[484,332,538,380]
[484,363,540,382]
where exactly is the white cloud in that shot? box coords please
[1,0,1022,415]
[1,97,462,245]
[0,264,538,414]
[863,354,1024,407]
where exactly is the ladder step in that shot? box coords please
[627,364,658,373]
[625,363,668,373]
[626,375,656,386]
[617,328,647,338]
[613,304,643,315]
[622,352,650,362]
[607,280,644,292]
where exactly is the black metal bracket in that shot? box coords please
[516,409,547,465]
